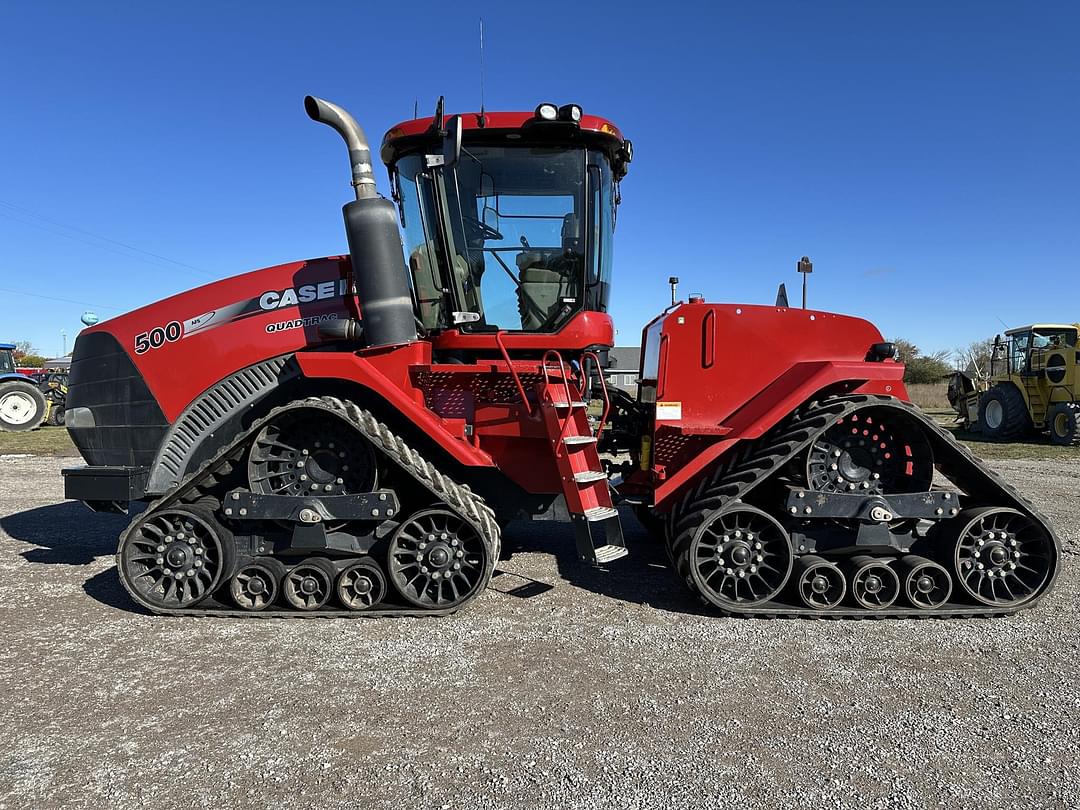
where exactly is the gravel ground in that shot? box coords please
[1,455,1077,809]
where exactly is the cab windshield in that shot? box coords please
[395,144,615,333]
[993,327,1078,374]
[0,351,15,375]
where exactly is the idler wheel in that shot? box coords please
[806,408,933,496]
[119,506,228,610]
[949,507,1055,607]
[846,555,901,609]
[688,504,793,609]
[229,563,280,611]
[388,509,489,609]
[248,409,377,499]
[336,559,387,611]
[283,560,334,611]
[793,555,846,610]
[898,555,952,610]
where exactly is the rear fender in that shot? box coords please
[296,350,495,469]
[146,349,497,496]
[651,360,906,509]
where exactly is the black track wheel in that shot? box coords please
[229,563,280,611]
[897,555,951,610]
[846,556,900,609]
[685,504,793,609]
[118,505,231,610]
[0,380,47,432]
[282,559,335,611]
[336,559,387,610]
[1047,402,1080,446]
[248,409,378,498]
[793,555,846,610]
[805,407,933,495]
[948,507,1055,607]
[388,508,490,610]
[978,384,1031,440]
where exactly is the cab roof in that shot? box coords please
[380,110,625,166]
[0,343,15,351]
[1004,323,1080,336]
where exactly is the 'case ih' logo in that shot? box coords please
[259,279,348,311]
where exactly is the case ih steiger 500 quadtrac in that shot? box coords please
[63,97,1059,618]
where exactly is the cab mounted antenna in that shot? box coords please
[478,18,487,128]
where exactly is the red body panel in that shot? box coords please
[383,112,625,145]
[632,302,906,507]
[80,257,356,421]
[431,311,615,352]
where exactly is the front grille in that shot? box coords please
[67,331,168,467]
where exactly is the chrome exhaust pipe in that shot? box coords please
[304,95,377,200]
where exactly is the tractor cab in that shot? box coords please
[0,344,17,378]
[991,324,1079,377]
[381,104,632,337]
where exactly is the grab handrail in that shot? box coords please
[582,351,611,444]
[541,349,576,452]
[495,330,532,414]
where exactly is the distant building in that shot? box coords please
[605,346,641,395]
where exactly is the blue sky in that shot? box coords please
[1,1,1077,358]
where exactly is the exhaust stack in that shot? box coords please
[305,95,416,348]
[304,95,377,200]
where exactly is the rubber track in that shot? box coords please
[667,395,1062,619]
[116,396,500,619]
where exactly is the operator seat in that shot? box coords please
[516,214,581,331]
[409,242,485,330]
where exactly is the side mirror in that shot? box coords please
[443,115,463,167]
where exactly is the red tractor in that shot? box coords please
[63,97,1059,617]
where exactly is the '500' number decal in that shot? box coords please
[134,321,183,354]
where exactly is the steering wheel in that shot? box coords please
[463,215,503,242]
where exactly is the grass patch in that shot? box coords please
[921,407,1080,461]
[907,383,951,410]
[0,426,79,457]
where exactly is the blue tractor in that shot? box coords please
[0,343,47,432]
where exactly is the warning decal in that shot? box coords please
[656,401,682,421]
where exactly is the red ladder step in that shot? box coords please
[538,379,627,565]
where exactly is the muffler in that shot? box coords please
[306,95,416,348]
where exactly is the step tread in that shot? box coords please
[593,544,629,564]
[563,435,597,446]
[573,470,608,483]
[551,400,588,409]
[583,506,618,521]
